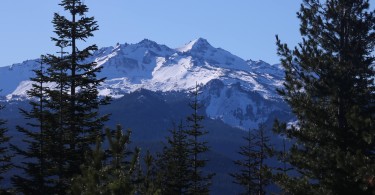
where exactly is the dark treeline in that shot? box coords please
[0,0,374,194]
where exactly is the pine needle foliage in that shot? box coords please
[156,122,190,194]
[185,84,214,195]
[275,0,375,194]
[231,124,273,195]
[71,125,141,195]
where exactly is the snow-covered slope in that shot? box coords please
[0,38,288,129]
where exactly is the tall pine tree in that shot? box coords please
[186,84,214,194]
[11,59,56,194]
[272,120,293,195]
[139,150,160,194]
[42,0,110,190]
[14,1,110,193]
[275,0,375,194]
[156,122,190,194]
[71,125,141,194]
[231,124,273,195]
[43,41,71,194]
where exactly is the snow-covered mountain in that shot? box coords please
[0,38,290,129]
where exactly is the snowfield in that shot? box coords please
[0,38,288,129]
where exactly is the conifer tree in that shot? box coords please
[231,124,273,195]
[105,126,140,194]
[11,59,56,194]
[0,98,11,191]
[14,0,109,192]
[139,150,160,194]
[272,120,293,195]
[70,137,106,194]
[71,125,140,195]
[43,44,71,194]
[185,84,214,194]
[41,0,110,190]
[275,0,375,194]
[156,122,190,194]
[231,130,257,195]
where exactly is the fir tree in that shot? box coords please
[71,125,140,194]
[40,0,110,190]
[139,150,160,194]
[43,42,71,194]
[275,0,375,194]
[272,120,293,195]
[186,84,214,194]
[105,125,140,194]
[12,0,109,190]
[11,59,56,194]
[156,122,190,194]
[70,137,106,194]
[231,130,257,195]
[0,96,11,191]
[231,124,273,195]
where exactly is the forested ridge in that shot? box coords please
[0,0,374,194]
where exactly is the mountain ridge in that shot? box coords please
[0,38,290,129]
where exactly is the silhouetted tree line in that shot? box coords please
[0,0,374,194]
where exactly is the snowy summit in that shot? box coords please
[0,38,287,129]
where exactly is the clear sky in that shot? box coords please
[1,1,307,67]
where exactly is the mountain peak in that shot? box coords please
[192,37,210,46]
[138,39,159,48]
[177,37,213,53]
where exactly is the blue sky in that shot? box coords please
[1,1,304,66]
